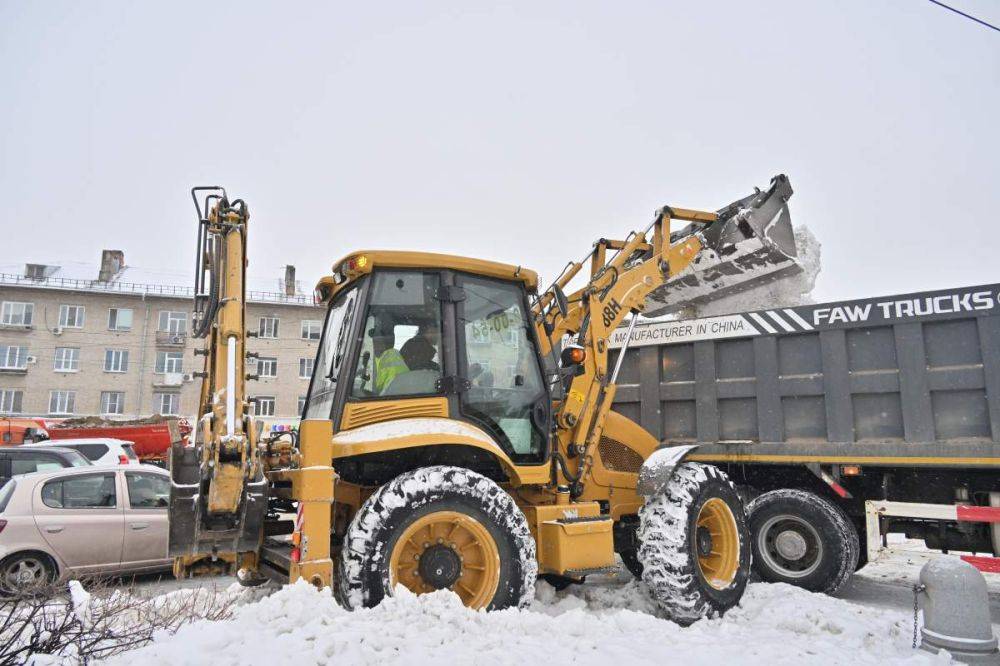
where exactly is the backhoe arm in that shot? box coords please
[168,188,268,575]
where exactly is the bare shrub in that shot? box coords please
[1,577,239,665]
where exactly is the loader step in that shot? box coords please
[563,565,622,577]
[261,540,292,572]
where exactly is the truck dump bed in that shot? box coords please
[610,282,1000,467]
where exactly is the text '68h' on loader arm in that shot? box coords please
[168,188,268,577]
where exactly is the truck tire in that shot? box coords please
[638,463,751,625]
[747,489,858,594]
[336,465,536,611]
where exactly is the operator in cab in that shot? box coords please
[373,326,407,393]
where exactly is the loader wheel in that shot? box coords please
[638,463,750,625]
[747,489,858,594]
[337,466,536,611]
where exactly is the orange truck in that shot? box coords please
[1,415,191,464]
[0,418,50,446]
[44,417,191,464]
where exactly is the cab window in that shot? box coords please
[459,276,547,462]
[351,272,443,399]
[304,284,361,419]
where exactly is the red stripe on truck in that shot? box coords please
[961,555,1000,574]
[956,505,1000,523]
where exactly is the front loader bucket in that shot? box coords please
[645,174,801,317]
[168,441,267,561]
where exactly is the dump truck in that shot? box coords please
[44,416,191,464]
[609,282,1000,593]
[168,176,802,623]
[0,417,49,446]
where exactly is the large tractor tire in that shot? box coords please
[337,465,536,611]
[747,489,858,594]
[638,463,751,625]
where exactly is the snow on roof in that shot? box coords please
[0,256,315,305]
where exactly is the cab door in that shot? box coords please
[33,471,125,575]
[455,275,550,464]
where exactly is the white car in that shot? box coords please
[37,438,139,467]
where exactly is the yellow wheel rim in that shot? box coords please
[388,510,500,610]
[695,498,740,590]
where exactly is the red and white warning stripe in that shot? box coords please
[865,500,1000,574]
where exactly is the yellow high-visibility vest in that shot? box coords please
[375,348,408,393]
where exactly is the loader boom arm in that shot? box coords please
[534,175,798,495]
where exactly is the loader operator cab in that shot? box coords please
[305,254,550,464]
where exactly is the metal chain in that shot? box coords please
[912,584,926,649]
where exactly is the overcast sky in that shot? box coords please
[1,1,997,304]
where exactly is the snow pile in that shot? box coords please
[101,578,942,665]
[68,580,93,627]
[688,224,822,318]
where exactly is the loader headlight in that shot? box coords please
[560,344,586,367]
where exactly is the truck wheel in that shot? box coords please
[747,489,858,594]
[337,465,536,611]
[638,463,750,625]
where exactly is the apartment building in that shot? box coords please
[0,250,323,422]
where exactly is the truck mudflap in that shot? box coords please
[168,440,268,560]
[645,174,800,317]
[636,444,701,497]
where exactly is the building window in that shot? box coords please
[155,392,180,416]
[1,302,33,326]
[259,317,279,339]
[49,390,76,415]
[257,357,277,377]
[0,346,28,370]
[54,347,80,372]
[108,308,133,331]
[104,349,129,373]
[298,357,314,379]
[254,396,275,417]
[58,304,85,328]
[101,391,125,415]
[297,396,306,415]
[158,311,187,334]
[301,320,321,340]
[0,389,23,414]
[154,351,184,374]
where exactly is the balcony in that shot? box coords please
[153,372,187,388]
[156,331,187,347]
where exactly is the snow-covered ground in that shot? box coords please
[96,540,1000,666]
[102,578,934,666]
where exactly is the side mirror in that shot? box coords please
[551,285,569,318]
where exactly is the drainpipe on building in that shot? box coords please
[136,295,150,417]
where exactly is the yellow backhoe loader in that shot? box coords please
[169,175,800,623]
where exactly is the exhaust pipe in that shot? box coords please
[645,174,801,317]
